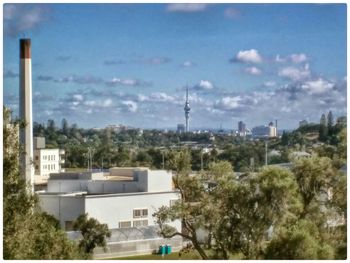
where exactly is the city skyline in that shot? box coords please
[4,3,347,130]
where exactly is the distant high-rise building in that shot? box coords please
[184,86,191,132]
[177,124,185,133]
[268,122,277,137]
[238,121,246,133]
[252,122,277,138]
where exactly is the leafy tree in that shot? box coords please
[61,118,69,135]
[281,130,289,146]
[327,111,334,135]
[319,114,328,141]
[73,213,111,257]
[292,156,336,218]
[265,219,334,259]
[3,107,81,259]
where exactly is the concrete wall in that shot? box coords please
[84,191,181,230]
[34,149,60,176]
[109,167,147,177]
[147,170,173,192]
[47,180,141,193]
[39,194,85,227]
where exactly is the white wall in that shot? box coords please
[39,191,181,232]
[85,191,181,231]
[34,149,61,176]
[47,180,141,193]
[39,194,85,227]
[147,170,173,192]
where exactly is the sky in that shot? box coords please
[3,3,347,130]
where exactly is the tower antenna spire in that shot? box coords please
[184,84,191,132]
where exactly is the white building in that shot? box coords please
[33,137,65,177]
[252,122,277,138]
[39,168,180,230]
[38,167,182,257]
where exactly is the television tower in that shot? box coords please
[184,86,191,132]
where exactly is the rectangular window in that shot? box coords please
[119,221,132,228]
[133,219,148,227]
[35,156,38,160]
[133,208,148,218]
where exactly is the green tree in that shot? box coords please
[327,111,334,135]
[61,118,69,135]
[3,107,81,259]
[265,219,334,259]
[319,114,328,141]
[73,213,111,257]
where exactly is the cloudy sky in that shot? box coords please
[3,3,347,130]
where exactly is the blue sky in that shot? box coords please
[3,3,347,130]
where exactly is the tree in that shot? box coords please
[61,118,69,135]
[153,150,210,259]
[292,156,336,218]
[154,156,302,259]
[319,114,328,141]
[3,107,81,259]
[327,111,334,135]
[281,131,289,146]
[265,219,334,259]
[73,213,111,257]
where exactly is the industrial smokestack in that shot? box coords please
[19,38,34,191]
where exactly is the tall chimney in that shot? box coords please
[19,38,34,191]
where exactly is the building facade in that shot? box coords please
[33,137,65,177]
[38,168,181,231]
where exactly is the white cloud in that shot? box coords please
[264,81,276,87]
[102,98,113,107]
[275,53,308,64]
[245,66,262,75]
[166,4,208,12]
[195,80,214,90]
[106,77,149,87]
[290,53,308,63]
[234,49,262,64]
[224,8,240,19]
[122,100,138,112]
[4,4,50,37]
[275,54,286,63]
[278,64,310,81]
[301,78,334,94]
[84,100,96,106]
[182,61,195,67]
[216,96,242,110]
[73,94,83,101]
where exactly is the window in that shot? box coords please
[35,156,38,160]
[43,155,47,160]
[133,219,148,227]
[133,208,148,218]
[119,221,132,228]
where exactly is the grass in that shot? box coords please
[105,250,243,260]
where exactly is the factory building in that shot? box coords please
[38,167,182,257]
